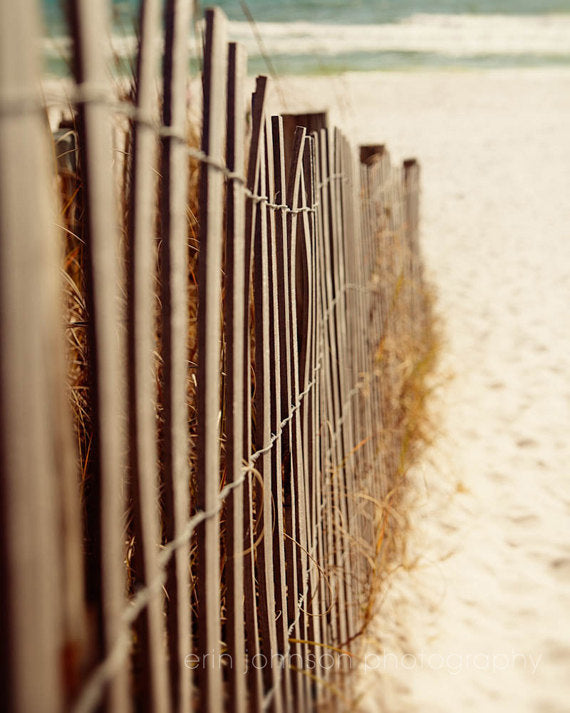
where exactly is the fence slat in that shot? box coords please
[362,150,388,498]
[370,152,386,492]
[301,135,322,673]
[243,77,268,713]
[314,130,337,656]
[264,116,294,713]
[318,128,349,648]
[223,41,248,713]
[126,1,172,711]
[0,2,81,711]
[196,8,227,713]
[309,133,333,703]
[285,126,311,710]
[331,128,356,641]
[252,119,283,713]
[271,115,303,710]
[403,158,423,339]
[298,158,315,700]
[341,138,369,613]
[68,1,131,710]
[159,2,193,711]
[348,136,373,616]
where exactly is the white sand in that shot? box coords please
[277,68,570,712]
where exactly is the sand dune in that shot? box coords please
[277,68,570,712]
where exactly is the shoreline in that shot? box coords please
[42,65,570,144]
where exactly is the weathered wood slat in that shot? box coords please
[223,41,248,713]
[314,129,337,655]
[68,1,131,710]
[126,2,172,711]
[285,126,311,710]
[356,158,372,500]
[318,128,348,648]
[329,127,355,642]
[309,134,333,701]
[404,159,423,340]
[300,135,323,688]
[0,2,83,711]
[295,143,314,709]
[252,116,283,713]
[367,152,389,497]
[350,138,374,610]
[195,9,227,713]
[243,77,268,713]
[353,159,371,579]
[271,115,302,710]
[336,132,361,630]
[361,143,380,494]
[359,147,387,500]
[159,2,193,710]
[341,136,369,617]
[264,116,294,713]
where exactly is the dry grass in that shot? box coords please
[340,243,441,710]
[53,83,437,711]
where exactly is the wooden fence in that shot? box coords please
[0,3,424,713]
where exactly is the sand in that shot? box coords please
[275,68,570,712]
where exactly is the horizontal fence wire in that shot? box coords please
[31,85,344,213]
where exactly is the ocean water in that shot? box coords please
[42,0,570,75]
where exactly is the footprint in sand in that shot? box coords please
[549,558,570,581]
[509,513,540,526]
[490,470,509,483]
[543,641,570,664]
[533,701,568,713]
[516,437,539,449]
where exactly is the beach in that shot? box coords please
[40,59,570,711]
[271,68,570,711]
[45,62,570,711]
[1,0,563,709]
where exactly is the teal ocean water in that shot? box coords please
[42,0,570,75]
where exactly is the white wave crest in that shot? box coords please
[227,13,570,58]
[43,13,570,60]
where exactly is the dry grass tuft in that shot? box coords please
[342,234,442,709]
